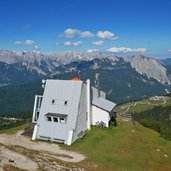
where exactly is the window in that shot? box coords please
[52,99,55,104]
[47,116,52,121]
[53,117,58,122]
[59,117,66,124]
[34,111,39,122]
[45,113,67,124]
[37,111,39,118]
[64,101,67,105]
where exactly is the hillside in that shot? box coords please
[0,80,43,115]
[1,50,171,115]
[1,117,171,171]
[0,74,168,115]
[63,118,171,171]
[115,95,171,114]
[116,95,171,140]
[52,58,170,102]
[0,50,171,85]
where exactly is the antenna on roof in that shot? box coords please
[42,79,46,88]
[78,71,80,79]
[42,79,46,84]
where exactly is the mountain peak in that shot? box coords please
[0,50,171,85]
[124,55,171,84]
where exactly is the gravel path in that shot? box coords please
[0,145,38,171]
[0,131,85,163]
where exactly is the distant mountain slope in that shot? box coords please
[0,50,171,114]
[125,55,171,84]
[161,58,171,66]
[52,58,169,102]
[0,50,117,78]
[0,81,43,114]
[0,50,171,85]
[0,50,118,83]
[0,62,43,83]
[1,57,171,115]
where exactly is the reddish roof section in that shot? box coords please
[71,77,80,81]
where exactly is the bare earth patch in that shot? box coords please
[0,131,85,162]
[0,131,86,171]
[0,146,38,171]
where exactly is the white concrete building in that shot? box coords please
[92,97,116,127]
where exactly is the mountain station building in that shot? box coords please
[32,78,116,145]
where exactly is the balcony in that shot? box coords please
[32,95,43,123]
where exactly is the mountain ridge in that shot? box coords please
[1,50,171,114]
[0,50,170,85]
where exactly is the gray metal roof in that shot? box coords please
[91,86,99,102]
[45,113,68,117]
[92,97,116,112]
[91,86,106,102]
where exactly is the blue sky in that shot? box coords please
[0,0,171,57]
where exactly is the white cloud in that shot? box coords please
[97,31,119,40]
[15,40,35,45]
[80,31,94,38]
[15,41,23,45]
[62,28,80,38]
[87,49,99,53]
[168,49,171,52]
[92,40,104,46]
[60,28,94,38]
[107,47,147,53]
[60,29,119,40]
[64,41,83,46]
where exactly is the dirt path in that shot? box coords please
[121,97,167,113]
[0,131,85,163]
[0,145,38,171]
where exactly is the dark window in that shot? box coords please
[34,111,39,121]
[45,113,67,124]
[52,99,55,104]
[53,117,58,122]
[64,101,67,105]
[47,116,52,121]
[59,118,66,123]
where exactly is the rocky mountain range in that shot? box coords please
[0,50,171,85]
[0,50,171,114]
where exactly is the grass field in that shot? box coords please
[62,118,171,171]
[115,96,171,114]
[1,95,171,170]
[0,123,30,134]
[1,119,171,170]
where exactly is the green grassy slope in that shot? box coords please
[115,96,171,114]
[62,118,171,171]
[0,122,30,134]
[1,115,171,170]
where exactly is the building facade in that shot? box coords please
[32,79,116,145]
